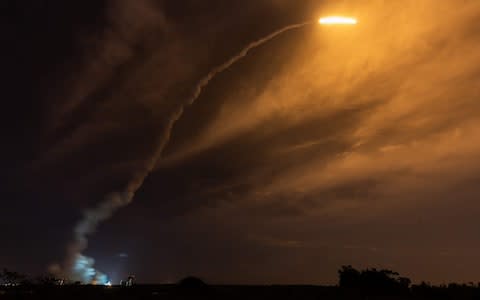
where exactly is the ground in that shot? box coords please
[1,285,480,300]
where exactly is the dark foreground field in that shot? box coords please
[2,284,480,300]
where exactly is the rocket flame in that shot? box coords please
[319,16,358,25]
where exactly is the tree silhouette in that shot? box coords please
[338,265,411,295]
[338,265,361,288]
[0,269,27,286]
[35,275,62,286]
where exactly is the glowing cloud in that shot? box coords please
[319,16,358,25]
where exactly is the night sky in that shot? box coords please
[3,0,480,285]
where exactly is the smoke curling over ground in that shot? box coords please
[40,0,480,284]
[52,8,310,281]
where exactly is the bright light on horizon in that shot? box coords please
[319,16,358,25]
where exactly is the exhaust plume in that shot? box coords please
[58,21,312,282]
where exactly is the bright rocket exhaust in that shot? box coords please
[319,16,358,25]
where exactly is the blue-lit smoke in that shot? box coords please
[72,254,109,285]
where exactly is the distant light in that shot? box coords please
[319,16,358,25]
[105,281,112,287]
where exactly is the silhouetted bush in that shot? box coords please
[338,265,361,288]
[338,265,411,296]
[178,276,208,289]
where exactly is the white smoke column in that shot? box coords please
[61,21,312,282]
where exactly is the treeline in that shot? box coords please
[338,265,480,298]
[338,265,411,295]
[0,268,61,286]
[3,265,480,293]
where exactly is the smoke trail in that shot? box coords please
[60,21,312,282]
